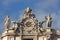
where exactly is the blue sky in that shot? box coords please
[0,0,60,34]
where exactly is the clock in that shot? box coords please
[22,17,37,33]
[24,18,35,27]
[26,21,31,27]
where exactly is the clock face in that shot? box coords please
[22,18,37,33]
[26,21,31,27]
[23,18,35,27]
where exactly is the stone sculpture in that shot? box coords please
[4,16,11,30]
[45,14,52,27]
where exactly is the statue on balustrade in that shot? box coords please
[45,14,52,27]
[4,16,11,30]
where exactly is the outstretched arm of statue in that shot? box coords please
[41,20,46,24]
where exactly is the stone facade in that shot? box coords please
[1,7,60,40]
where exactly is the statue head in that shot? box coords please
[25,7,32,13]
[6,16,10,18]
[48,13,51,18]
[39,22,42,28]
